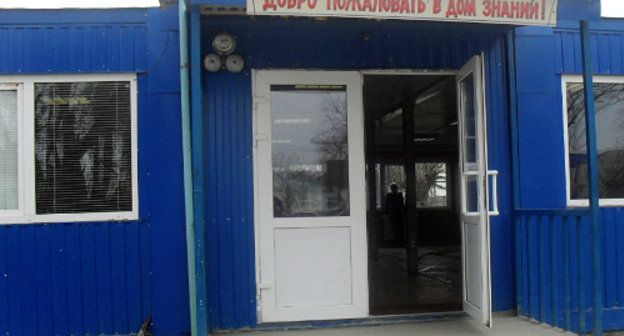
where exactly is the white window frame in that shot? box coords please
[0,74,139,224]
[562,74,624,207]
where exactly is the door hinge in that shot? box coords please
[254,96,268,104]
[253,96,268,112]
[254,133,269,147]
[253,96,269,148]
[256,282,272,296]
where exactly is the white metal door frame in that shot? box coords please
[252,70,368,323]
[252,66,493,324]
[456,54,493,326]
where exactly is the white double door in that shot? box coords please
[253,58,491,325]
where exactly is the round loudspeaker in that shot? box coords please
[225,54,245,73]
[203,53,222,72]
[213,32,236,56]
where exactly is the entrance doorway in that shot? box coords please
[253,57,492,325]
[364,74,462,315]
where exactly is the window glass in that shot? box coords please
[461,74,477,165]
[415,162,447,207]
[375,164,406,209]
[465,174,479,213]
[271,85,349,217]
[34,81,132,214]
[412,78,456,146]
[0,90,18,210]
[567,82,624,200]
[374,107,403,146]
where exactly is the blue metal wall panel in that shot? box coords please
[617,209,624,307]
[557,0,600,21]
[516,210,624,332]
[553,20,624,75]
[140,7,190,336]
[0,7,189,336]
[515,20,624,333]
[66,224,83,336]
[145,91,191,336]
[0,229,7,336]
[514,27,567,209]
[0,222,154,335]
[201,16,514,330]
[0,10,148,74]
[80,224,98,334]
[483,33,515,311]
[204,70,256,331]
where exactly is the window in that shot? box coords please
[415,162,448,208]
[374,163,406,210]
[0,86,19,212]
[0,74,138,223]
[270,85,350,217]
[563,75,624,206]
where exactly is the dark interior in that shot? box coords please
[364,74,462,315]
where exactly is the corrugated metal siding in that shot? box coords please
[0,8,189,336]
[203,17,506,70]
[515,26,568,209]
[0,11,147,74]
[516,210,624,333]
[0,222,151,336]
[204,70,256,331]
[555,20,624,75]
[515,20,624,332]
[201,16,513,330]
[483,34,515,312]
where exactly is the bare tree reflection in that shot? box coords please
[312,94,348,160]
[271,89,350,217]
[272,152,318,217]
[567,82,624,199]
[314,93,350,215]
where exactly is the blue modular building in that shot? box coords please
[0,7,190,336]
[2,0,624,336]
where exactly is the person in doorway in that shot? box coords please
[385,183,406,243]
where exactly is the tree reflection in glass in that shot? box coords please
[567,82,624,199]
[271,85,350,217]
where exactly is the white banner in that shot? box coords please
[247,0,558,26]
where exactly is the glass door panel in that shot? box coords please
[271,85,350,218]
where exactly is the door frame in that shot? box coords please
[456,55,493,326]
[252,67,492,324]
[252,70,368,323]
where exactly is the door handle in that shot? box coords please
[487,170,499,216]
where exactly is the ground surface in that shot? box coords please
[223,317,577,335]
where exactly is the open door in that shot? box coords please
[456,55,493,326]
[253,70,368,323]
